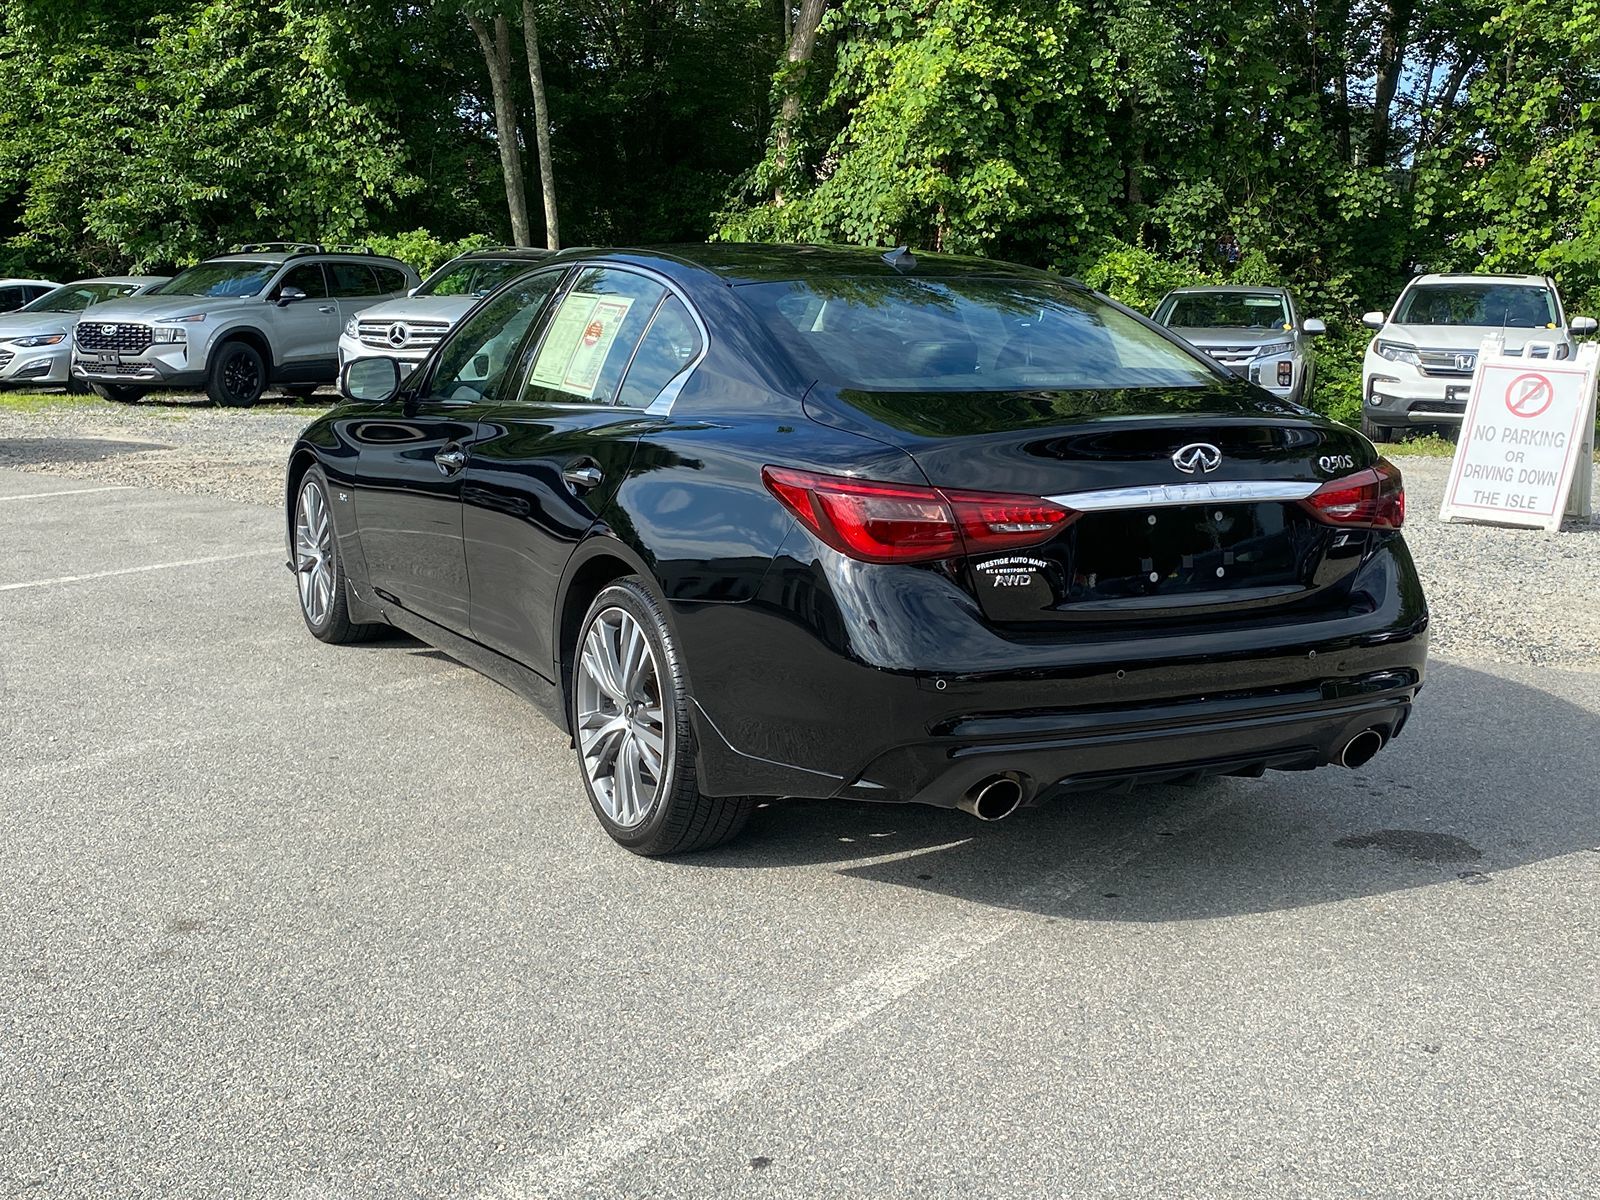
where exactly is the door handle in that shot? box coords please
[434,446,467,474]
[317,305,336,313]
[562,463,604,490]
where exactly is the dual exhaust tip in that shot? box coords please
[957,727,1388,822]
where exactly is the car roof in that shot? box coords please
[545,243,1069,287]
[66,275,171,286]
[206,251,411,268]
[454,247,554,262]
[1407,272,1550,287]
[1163,285,1291,296]
[1,278,58,287]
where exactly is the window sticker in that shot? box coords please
[530,291,635,398]
[1243,297,1281,308]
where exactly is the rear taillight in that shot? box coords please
[761,466,1079,563]
[1301,458,1405,529]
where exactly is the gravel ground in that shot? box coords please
[2,395,1597,667]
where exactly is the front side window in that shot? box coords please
[421,258,535,299]
[1158,292,1290,331]
[741,276,1219,391]
[1393,283,1559,329]
[424,269,564,403]
[22,282,142,313]
[520,268,668,405]
[278,264,329,299]
[149,261,278,298]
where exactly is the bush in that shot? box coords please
[363,229,500,277]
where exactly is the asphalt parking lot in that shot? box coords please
[3,461,1598,1198]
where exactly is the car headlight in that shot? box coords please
[1375,339,1421,366]
[10,333,65,347]
[152,326,187,343]
[1252,340,1294,358]
[344,316,359,337]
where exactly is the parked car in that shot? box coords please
[1360,272,1597,440]
[0,277,168,388]
[72,243,419,406]
[337,247,552,374]
[287,245,1427,855]
[0,278,60,313]
[1152,286,1325,404]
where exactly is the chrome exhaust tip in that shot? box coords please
[957,774,1026,822]
[1338,728,1386,769]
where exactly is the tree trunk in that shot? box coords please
[1363,0,1416,167]
[468,9,532,246]
[771,0,828,203]
[520,0,560,249]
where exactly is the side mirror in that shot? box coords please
[1302,317,1327,336]
[1361,311,1386,330]
[342,355,402,403]
[1570,316,1598,336]
[276,286,307,307]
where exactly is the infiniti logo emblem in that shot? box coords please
[386,323,409,348]
[1171,442,1223,474]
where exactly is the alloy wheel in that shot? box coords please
[295,478,334,626]
[576,606,670,829]
[222,350,261,402]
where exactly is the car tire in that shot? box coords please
[283,384,321,401]
[1360,415,1394,443]
[293,466,385,645]
[572,577,755,855]
[90,383,145,404]
[207,340,266,407]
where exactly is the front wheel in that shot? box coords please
[573,578,754,855]
[207,341,266,407]
[1361,414,1394,443]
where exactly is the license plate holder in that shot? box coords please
[1446,384,1469,403]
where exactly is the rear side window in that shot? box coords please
[521,268,668,405]
[279,263,328,298]
[374,266,409,294]
[615,296,703,409]
[0,288,23,311]
[326,262,380,297]
[739,276,1217,391]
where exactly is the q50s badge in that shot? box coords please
[1318,454,1356,473]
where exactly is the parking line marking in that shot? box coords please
[0,485,133,502]
[0,549,280,592]
[479,791,1235,1199]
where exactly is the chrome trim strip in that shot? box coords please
[1046,480,1321,511]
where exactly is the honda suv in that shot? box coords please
[72,244,418,406]
[1360,273,1597,440]
[337,247,552,375]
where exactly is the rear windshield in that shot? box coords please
[1394,283,1558,328]
[420,257,536,298]
[739,277,1219,391]
[1158,292,1290,330]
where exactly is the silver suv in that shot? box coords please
[1360,273,1597,440]
[337,247,552,375]
[71,244,419,406]
[1153,286,1325,404]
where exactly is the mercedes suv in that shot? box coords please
[72,244,419,406]
[1360,273,1597,440]
[337,247,552,375]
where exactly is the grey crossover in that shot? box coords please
[1153,286,1325,404]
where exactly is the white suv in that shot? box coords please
[1360,273,1597,440]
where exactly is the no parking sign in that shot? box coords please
[1439,337,1598,531]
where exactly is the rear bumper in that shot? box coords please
[681,535,1429,805]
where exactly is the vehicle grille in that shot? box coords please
[77,322,153,353]
[357,319,451,351]
[1417,349,1477,377]
[1206,346,1260,366]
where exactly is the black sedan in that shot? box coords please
[286,244,1427,854]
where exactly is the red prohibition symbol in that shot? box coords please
[1504,372,1554,419]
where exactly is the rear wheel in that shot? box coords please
[293,467,383,644]
[90,383,145,404]
[573,578,754,855]
[207,340,266,407]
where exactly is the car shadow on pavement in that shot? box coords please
[0,436,171,465]
[698,661,1600,922]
